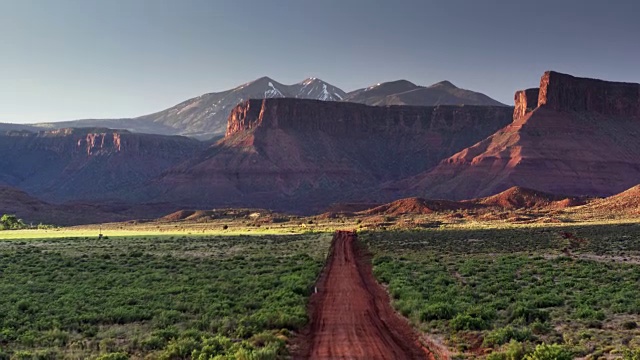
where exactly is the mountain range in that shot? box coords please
[1,70,639,223]
[1,77,505,139]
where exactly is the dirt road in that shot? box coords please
[299,230,430,359]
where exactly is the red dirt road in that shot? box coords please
[298,230,430,359]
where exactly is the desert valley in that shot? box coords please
[1,69,639,359]
[2,2,640,359]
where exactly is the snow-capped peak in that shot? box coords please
[265,81,285,98]
[300,77,322,86]
[291,78,346,101]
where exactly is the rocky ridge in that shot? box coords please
[402,71,640,200]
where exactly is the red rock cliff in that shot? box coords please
[0,128,204,203]
[538,71,640,116]
[226,98,514,138]
[514,88,540,120]
[3,128,202,157]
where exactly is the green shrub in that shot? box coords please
[531,293,564,308]
[523,344,572,360]
[483,326,532,347]
[510,304,549,324]
[487,353,507,360]
[530,320,551,335]
[96,353,129,360]
[503,340,529,360]
[420,302,458,321]
[158,338,200,360]
[450,313,489,331]
[488,340,530,360]
[0,214,26,230]
[623,348,640,360]
[575,306,606,321]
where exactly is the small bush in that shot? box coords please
[96,353,129,360]
[575,306,606,321]
[420,302,457,321]
[483,326,532,347]
[523,343,572,360]
[450,313,489,331]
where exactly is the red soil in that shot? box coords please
[296,231,431,359]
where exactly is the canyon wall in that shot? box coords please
[226,98,514,138]
[538,71,640,116]
[0,129,203,202]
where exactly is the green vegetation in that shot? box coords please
[362,223,640,359]
[0,214,26,230]
[0,232,331,359]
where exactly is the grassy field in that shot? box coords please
[0,231,332,360]
[362,223,640,359]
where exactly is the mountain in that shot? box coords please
[290,78,346,101]
[144,98,513,213]
[343,80,421,105]
[29,77,346,140]
[400,71,640,200]
[4,76,505,140]
[0,128,204,203]
[344,79,507,107]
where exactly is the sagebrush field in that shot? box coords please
[362,224,640,359]
[0,232,331,359]
[3,218,640,359]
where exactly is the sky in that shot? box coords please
[1,0,639,123]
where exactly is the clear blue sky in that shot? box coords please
[1,0,639,123]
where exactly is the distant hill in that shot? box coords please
[473,186,585,210]
[0,185,125,225]
[344,79,506,107]
[582,185,640,215]
[360,197,473,216]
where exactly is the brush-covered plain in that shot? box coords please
[0,232,331,359]
[362,223,640,359]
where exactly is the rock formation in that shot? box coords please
[402,71,640,200]
[514,88,539,120]
[0,128,203,203]
[538,71,640,116]
[151,99,513,212]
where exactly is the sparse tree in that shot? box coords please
[0,214,26,230]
